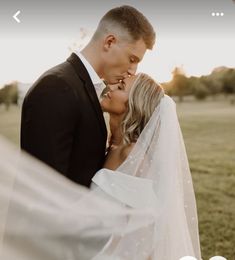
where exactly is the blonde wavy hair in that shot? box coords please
[122,73,164,145]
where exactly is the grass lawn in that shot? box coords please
[0,105,21,145]
[0,98,235,259]
[177,98,235,260]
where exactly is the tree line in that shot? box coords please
[162,66,235,102]
[0,66,234,110]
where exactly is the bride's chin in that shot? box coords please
[100,100,110,113]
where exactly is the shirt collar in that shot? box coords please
[75,50,103,86]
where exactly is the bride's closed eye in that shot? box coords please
[118,81,126,90]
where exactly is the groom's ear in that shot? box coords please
[103,35,117,51]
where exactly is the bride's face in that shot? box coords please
[100,75,137,114]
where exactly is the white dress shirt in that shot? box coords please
[74,51,106,99]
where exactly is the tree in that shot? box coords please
[223,69,235,95]
[200,75,223,99]
[194,82,210,100]
[0,82,18,110]
[170,67,190,102]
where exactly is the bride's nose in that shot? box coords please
[108,84,119,92]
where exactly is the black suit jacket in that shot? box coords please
[21,53,107,187]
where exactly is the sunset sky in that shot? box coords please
[0,0,234,86]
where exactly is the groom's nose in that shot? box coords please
[127,63,138,76]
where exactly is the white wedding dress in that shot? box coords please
[0,95,201,260]
[90,95,201,259]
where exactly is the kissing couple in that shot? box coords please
[1,5,201,260]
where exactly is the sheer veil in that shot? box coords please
[120,94,201,259]
[0,136,156,260]
[0,94,201,260]
[92,94,201,259]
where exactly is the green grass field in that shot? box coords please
[177,99,235,260]
[0,99,235,260]
[0,105,21,145]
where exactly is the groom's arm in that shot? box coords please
[21,74,80,176]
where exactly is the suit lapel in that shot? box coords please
[67,53,107,139]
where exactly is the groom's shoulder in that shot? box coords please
[25,60,83,101]
[43,52,85,81]
[33,52,87,89]
[34,59,83,88]
[40,60,76,81]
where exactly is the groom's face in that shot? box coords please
[101,36,147,84]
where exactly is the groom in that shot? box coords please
[21,5,155,187]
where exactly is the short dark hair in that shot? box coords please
[94,5,156,50]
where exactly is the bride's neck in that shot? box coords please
[109,115,124,147]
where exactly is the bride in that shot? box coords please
[0,73,201,260]
[91,73,201,259]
